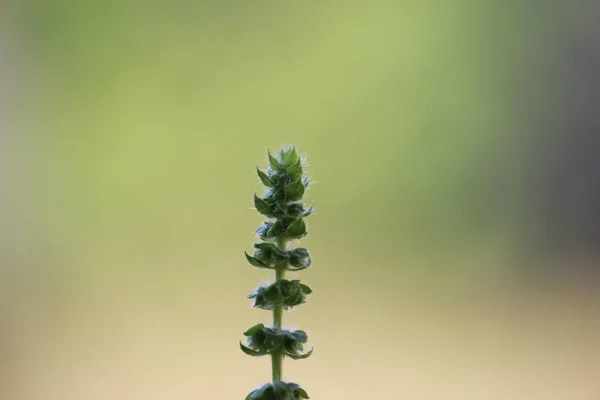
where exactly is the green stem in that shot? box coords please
[271,349,283,382]
[271,236,287,382]
[273,268,284,329]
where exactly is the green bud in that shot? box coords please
[288,248,312,271]
[246,382,310,400]
[241,325,312,360]
[248,280,312,310]
[279,146,299,166]
[250,245,289,269]
[245,252,272,269]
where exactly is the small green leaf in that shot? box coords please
[268,150,282,171]
[287,347,313,360]
[268,220,284,237]
[286,158,303,181]
[245,252,272,269]
[295,387,310,399]
[288,264,310,271]
[299,283,312,294]
[252,249,268,263]
[286,218,306,239]
[243,323,265,336]
[256,167,272,187]
[284,179,305,201]
[252,298,270,310]
[254,194,272,217]
[291,330,308,342]
[240,342,267,357]
[253,242,277,250]
[285,203,304,216]
[246,384,277,400]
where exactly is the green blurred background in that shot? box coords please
[3,1,600,399]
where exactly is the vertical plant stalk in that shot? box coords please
[271,237,286,382]
[241,146,314,400]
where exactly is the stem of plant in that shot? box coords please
[241,146,314,399]
[271,237,287,382]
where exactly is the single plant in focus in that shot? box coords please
[241,146,314,400]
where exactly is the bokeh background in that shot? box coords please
[2,1,600,399]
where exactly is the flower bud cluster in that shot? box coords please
[246,382,309,400]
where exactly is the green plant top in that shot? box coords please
[241,146,314,400]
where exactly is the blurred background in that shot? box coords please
[2,1,600,399]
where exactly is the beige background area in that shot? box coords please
[6,276,600,399]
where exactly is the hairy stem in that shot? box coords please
[271,236,287,382]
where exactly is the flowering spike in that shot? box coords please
[242,146,314,399]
